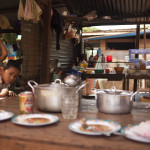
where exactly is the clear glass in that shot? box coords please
[61,94,79,119]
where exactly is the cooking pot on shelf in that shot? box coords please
[28,79,88,112]
[91,86,139,114]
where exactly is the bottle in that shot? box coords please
[97,48,101,56]
[101,54,105,62]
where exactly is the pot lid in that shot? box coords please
[34,79,65,89]
[96,86,132,95]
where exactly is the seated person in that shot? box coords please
[0,59,21,97]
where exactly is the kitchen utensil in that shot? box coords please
[28,79,86,112]
[121,124,150,143]
[69,119,121,136]
[105,69,110,74]
[28,79,64,112]
[11,114,59,126]
[114,67,124,74]
[0,110,14,121]
[76,82,89,93]
[94,69,104,74]
[91,86,139,114]
[106,55,112,62]
[64,75,81,87]
[61,93,79,119]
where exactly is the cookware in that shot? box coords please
[64,75,81,87]
[28,79,88,112]
[28,79,64,112]
[91,86,139,114]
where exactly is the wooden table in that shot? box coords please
[0,97,150,150]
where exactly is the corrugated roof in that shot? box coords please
[1,0,150,27]
[83,31,150,41]
[64,0,150,26]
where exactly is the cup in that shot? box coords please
[105,69,110,74]
[61,86,79,119]
[106,55,112,62]
[61,94,79,119]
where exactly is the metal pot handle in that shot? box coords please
[111,86,116,92]
[28,80,38,93]
[91,88,97,94]
[91,88,98,100]
[130,90,140,101]
[91,88,103,94]
[54,79,62,84]
[76,82,88,93]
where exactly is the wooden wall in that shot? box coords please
[20,21,79,89]
[20,20,42,89]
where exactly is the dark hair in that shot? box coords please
[2,59,21,71]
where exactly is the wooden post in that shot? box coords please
[134,24,140,92]
[40,0,52,84]
[143,24,146,89]
[144,24,146,57]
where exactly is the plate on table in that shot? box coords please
[69,119,121,136]
[12,113,59,126]
[121,125,150,143]
[0,110,14,121]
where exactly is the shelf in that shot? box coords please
[84,73,125,81]
[126,75,150,79]
[87,61,129,63]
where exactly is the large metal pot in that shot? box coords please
[91,86,139,114]
[28,79,64,112]
[28,79,88,112]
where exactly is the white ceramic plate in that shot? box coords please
[69,119,121,136]
[0,110,14,121]
[121,125,150,143]
[12,113,59,126]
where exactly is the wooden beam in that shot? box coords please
[0,8,18,14]
[40,0,52,84]
[0,29,20,33]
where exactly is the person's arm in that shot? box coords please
[0,39,8,62]
[0,88,9,97]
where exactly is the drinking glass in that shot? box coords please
[61,94,79,119]
[61,87,79,119]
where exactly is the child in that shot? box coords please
[0,59,21,97]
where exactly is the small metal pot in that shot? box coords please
[28,79,64,112]
[91,86,139,114]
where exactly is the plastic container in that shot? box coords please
[94,69,104,73]
[106,55,112,62]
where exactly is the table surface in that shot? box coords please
[0,97,150,150]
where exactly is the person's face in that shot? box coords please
[2,67,20,85]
